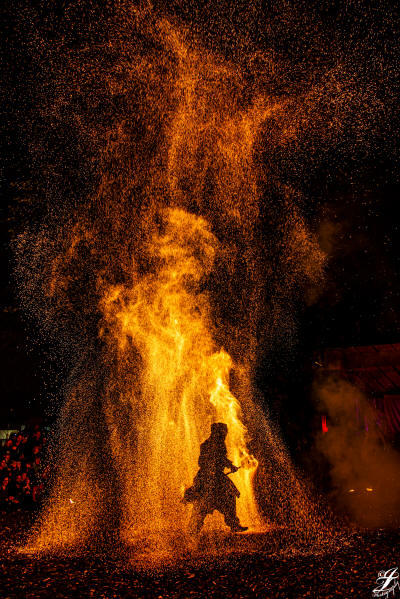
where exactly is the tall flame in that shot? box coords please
[100,208,262,537]
[15,7,337,554]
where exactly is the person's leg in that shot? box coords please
[221,495,247,532]
[221,494,239,527]
[188,502,207,534]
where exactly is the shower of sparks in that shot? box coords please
[11,1,394,556]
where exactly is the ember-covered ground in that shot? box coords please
[0,513,399,598]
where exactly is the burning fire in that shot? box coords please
[100,208,262,536]
[17,6,336,554]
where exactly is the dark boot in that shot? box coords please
[229,523,248,532]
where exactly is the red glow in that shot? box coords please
[321,415,328,434]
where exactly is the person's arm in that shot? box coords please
[225,459,239,472]
[221,446,238,471]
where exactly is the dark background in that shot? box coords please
[1,0,399,456]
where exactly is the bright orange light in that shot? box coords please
[22,8,330,555]
[100,208,263,536]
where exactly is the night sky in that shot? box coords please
[1,0,399,437]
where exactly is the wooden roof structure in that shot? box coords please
[320,343,400,396]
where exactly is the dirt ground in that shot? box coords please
[0,512,399,598]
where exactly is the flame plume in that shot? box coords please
[101,208,262,538]
[14,5,363,554]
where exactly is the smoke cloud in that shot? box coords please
[314,374,400,527]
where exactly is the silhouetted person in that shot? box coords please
[183,422,248,533]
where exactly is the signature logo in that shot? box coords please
[372,567,400,598]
